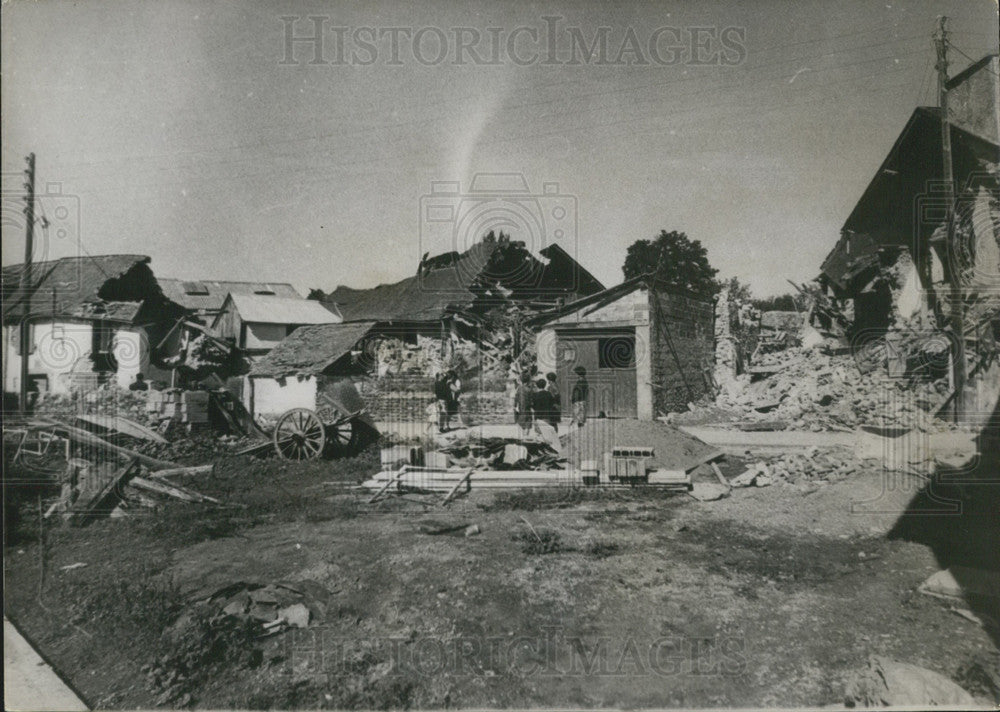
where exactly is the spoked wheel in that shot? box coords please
[317,405,356,455]
[273,408,326,461]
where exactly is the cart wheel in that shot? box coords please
[318,406,356,455]
[273,408,326,461]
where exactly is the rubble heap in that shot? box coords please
[717,346,949,431]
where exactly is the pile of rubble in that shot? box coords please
[36,387,156,427]
[717,346,949,431]
[729,447,860,488]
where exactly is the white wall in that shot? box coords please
[535,328,558,374]
[245,322,289,351]
[3,321,153,395]
[112,328,151,389]
[250,374,317,418]
[3,320,93,395]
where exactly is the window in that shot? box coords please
[183,281,209,295]
[598,336,635,369]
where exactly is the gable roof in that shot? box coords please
[2,254,163,324]
[529,275,649,327]
[321,238,606,323]
[249,321,376,377]
[159,279,300,312]
[220,293,341,325]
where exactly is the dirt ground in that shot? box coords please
[4,444,999,709]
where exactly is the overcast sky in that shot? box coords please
[2,0,997,297]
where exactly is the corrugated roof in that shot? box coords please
[2,254,157,323]
[249,321,376,377]
[225,293,342,325]
[159,278,300,312]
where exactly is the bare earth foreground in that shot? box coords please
[5,448,999,709]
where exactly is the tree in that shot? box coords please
[752,293,802,312]
[622,230,719,298]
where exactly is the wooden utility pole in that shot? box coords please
[19,153,36,415]
[933,17,967,422]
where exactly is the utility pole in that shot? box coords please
[18,153,36,415]
[17,153,35,415]
[933,16,967,422]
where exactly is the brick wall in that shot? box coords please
[649,291,714,413]
[357,374,514,424]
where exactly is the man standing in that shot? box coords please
[514,372,534,437]
[129,373,149,392]
[434,372,451,432]
[447,370,462,429]
[545,372,561,431]
[571,366,589,428]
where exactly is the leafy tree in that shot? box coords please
[719,276,753,303]
[752,293,802,312]
[622,230,719,298]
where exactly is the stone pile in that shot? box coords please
[717,346,949,431]
[732,446,860,488]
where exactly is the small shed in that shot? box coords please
[246,321,376,418]
[532,277,714,420]
[211,293,341,355]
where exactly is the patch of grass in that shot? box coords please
[583,539,621,558]
[512,528,569,555]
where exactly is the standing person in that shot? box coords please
[434,372,451,432]
[531,378,557,428]
[447,370,462,429]
[545,372,561,431]
[514,372,534,437]
[571,366,589,428]
[129,373,149,392]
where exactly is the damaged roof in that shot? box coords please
[821,106,999,292]
[249,321,377,377]
[159,278,300,312]
[320,238,604,323]
[2,254,167,324]
[220,293,342,325]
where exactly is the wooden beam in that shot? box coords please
[442,469,474,505]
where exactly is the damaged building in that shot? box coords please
[819,55,1000,329]
[2,255,185,398]
[313,234,605,356]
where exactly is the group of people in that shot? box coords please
[514,365,589,435]
[429,365,591,436]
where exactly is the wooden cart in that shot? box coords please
[269,379,367,461]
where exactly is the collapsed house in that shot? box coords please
[2,255,185,398]
[314,234,605,352]
[815,54,1000,420]
[531,276,715,420]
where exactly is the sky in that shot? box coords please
[2,0,998,298]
